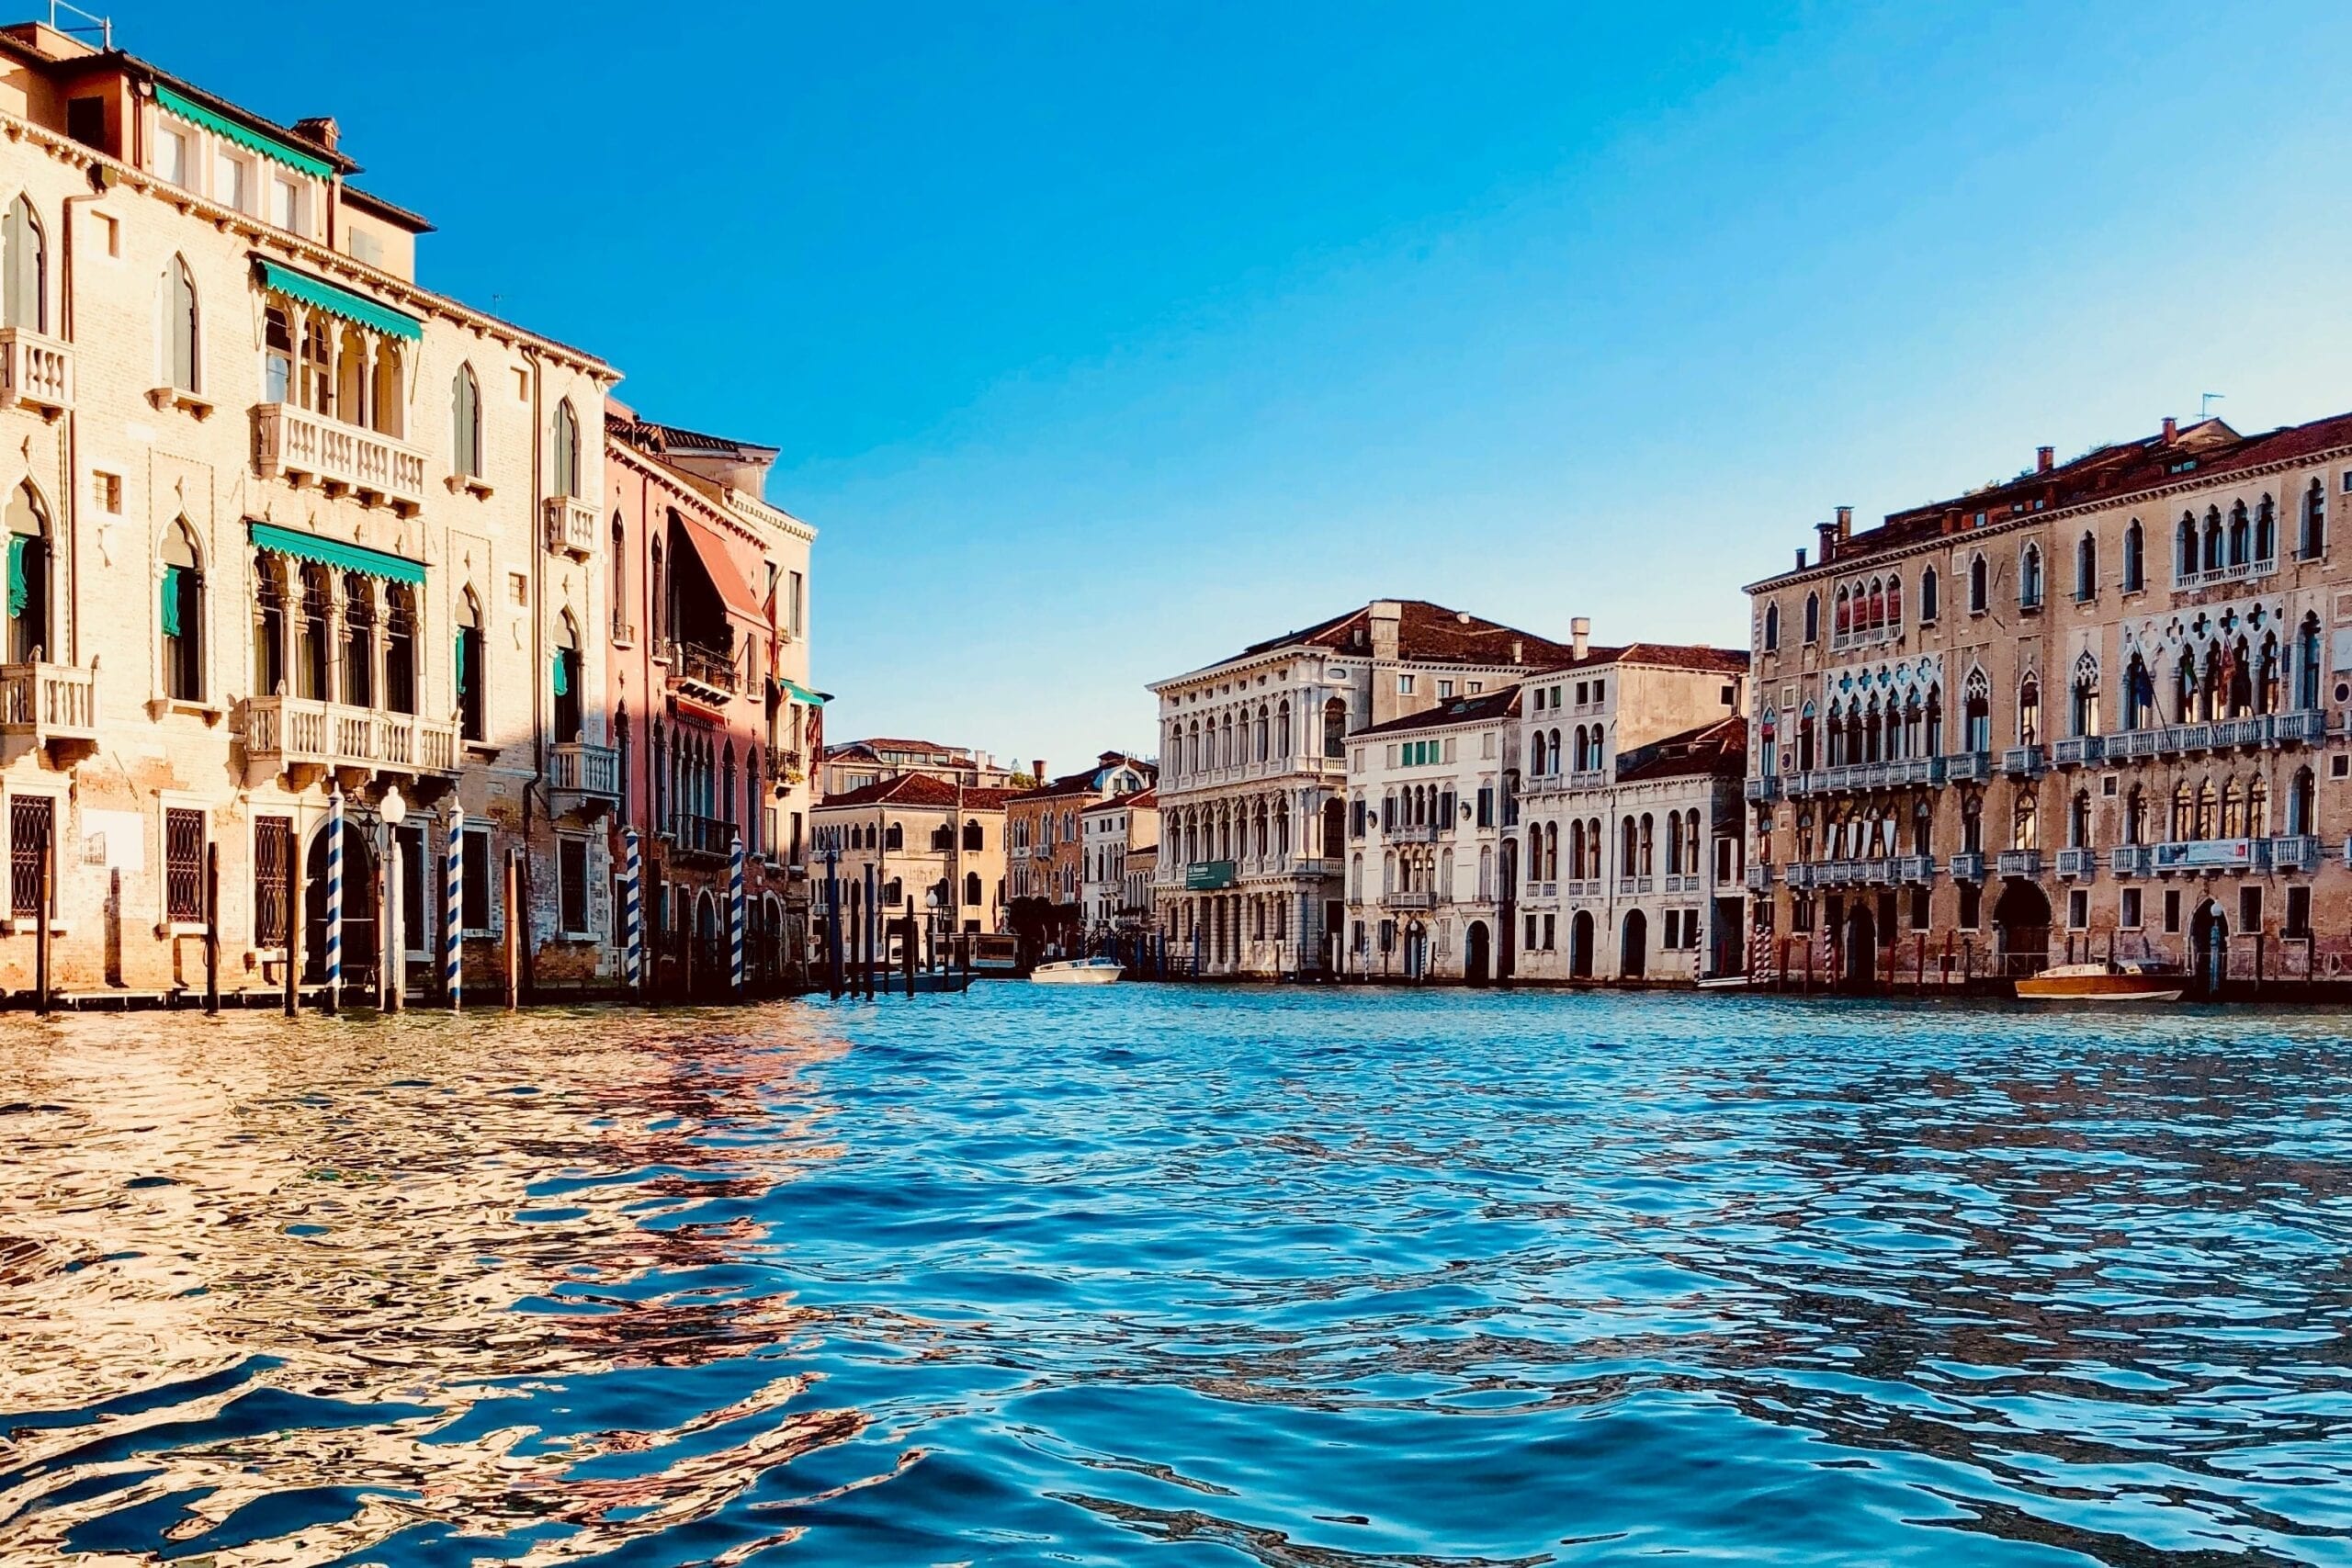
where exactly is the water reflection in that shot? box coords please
[1,991,2348,1566]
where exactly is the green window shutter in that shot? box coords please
[160,565,184,637]
[550,650,569,697]
[5,536,25,620]
[454,631,468,692]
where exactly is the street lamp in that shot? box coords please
[380,785,406,1012]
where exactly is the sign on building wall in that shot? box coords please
[1186,860,1238,890]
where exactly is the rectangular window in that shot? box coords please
[2238,886,2262,932]
[1397,675,1414,695]
[1957,882,1981,931]
[789,570,805,636]
[270,175,304,233]
[1790,894,1814,933]
[93,210,118,257]
[1908,886,1929,931]
[2120,887,2142,930]
[164,807,205,924]
[94,471,121,513]
[2164,888,2182,934]
[1437,680,1454,699]
[9,795,53,919]
[1524,913,1537,950]
[1467,681,1483,694]
[558,837,589,935]
[2286,886,2312,937]
[1476,786,1494,828]
[1575,682,1588,705]
[214,149,250,211]
[2066,889,2088,931]
[1543,913,1555,951]
[461,827,492,931]
[157,125,189,186]
[254,815,291,945]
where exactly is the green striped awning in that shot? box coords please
[248,521,425,584]
[155,85,335,179]
[255,261,422,341]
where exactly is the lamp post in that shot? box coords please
[380,786,406,1012]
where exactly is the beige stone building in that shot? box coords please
[0,22,630,999]
[1746,413,2352,994]
[1079,784,1157,936]
[1151,599,1576,977]
[820,738,1013,796]
[809,773,1009,961]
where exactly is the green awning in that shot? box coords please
[155,85,334,179]
[255,261,422,341]
[248,521,424,584]
[774,678,830,705]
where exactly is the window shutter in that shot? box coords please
[160,565,183,637]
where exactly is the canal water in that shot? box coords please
[1,988,2346,1566]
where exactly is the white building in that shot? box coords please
[1080,786,1157,935]
[1151,600,1576,977]
[1341,688,1521,981]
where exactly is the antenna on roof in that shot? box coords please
[2201,392,2223,419]
[47,0,110,49]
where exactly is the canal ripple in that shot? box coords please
[0,989,2347,1565]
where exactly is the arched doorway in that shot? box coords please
[2188,899,2229,996]
[303,818,379,988]
[1569,910,1595,978]
[1992,879,2052,979]
[1619,908,1647,979]
[1403,919,1428,980]
[1464,920,1491,986]
[1843,902,1877,992]
[694,889,721,998]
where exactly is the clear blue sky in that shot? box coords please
[135,1,2352,770]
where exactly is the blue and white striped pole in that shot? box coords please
[445,810,464,1010]
[324,789,345,1015]
[728,834,747,1000]
[621,827,643,997]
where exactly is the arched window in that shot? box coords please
[2070,653,2098,737]
[1963,670,1991,753]
[2176,513,2196,581]
[2170,780,2193,841]
[553,612,583,741]
[884,820,903,852]
[160,518,203,702]
[453,365,482,479]
[3,195,46,332]
[2201,507,2222,572]
[553,400,582,498]
[455,587,485,741]
[2012,793,2037,852]
[2289,767,2316,836]
[162,256,199,391]
[1276,699,1292,758]
[2249,775,2269,838]
[2122,519,2144,592]
[1762,603,1779,651]
[1667,812,1684,875]
[2069,789,2090,849]
[2221,777,2245,839]
[2018,675,2041,745]
[2194,777,2217,840]
[2075,532,2096,601]
[371,340,404,438]
[1637,812,1655,876]
[1887,574,1903,631]
[2302,479,2327,560]
[964,818,983,852]
[1919,566,1939,623]
[343,573,375,709]
[384,582,417,715]
[2297,613,2323,709]
[1804,592,1819,643]
[2124,784,2145,846]
[2255,494,2276,563]
[293,563,330,700]
[1620,817,1636,877]
[2227,502,2249,569]
[1323,697,1347,758]
[1968,554,1987,614]
[298,309,331,411]
[2122,651,2152,729]
[335,322,368,428]
[965,870,982,907]
[7,481,53,664]
[1834,586,1850,639]
[1254,704,1269,761]
[2018,543,2042,609]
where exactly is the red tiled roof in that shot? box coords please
[1081,787,1159,813]
[1351,685,1524,739]
[824,739,979,761]
[1526,642,1749,678]
[1234,600,1579,668]
[818,773,1012,810]
[1613,716,1749,784]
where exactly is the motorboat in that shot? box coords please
[2013,961,2182,1003]
[1030,957,1125,986]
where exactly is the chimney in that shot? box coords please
[2037,445,2054,474]
[1570,616,1590,660]
[1510,637,1523,664]
[1815,520,1838,565]
[2162,415,2178,444]
[1032,759,1046,784]
[293,116,341,152]
[1796,547,1808,570]
[1368,600,1402,662]
[1835,505,1853,540]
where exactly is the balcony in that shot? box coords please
[2150,837,2266,874]
[1950,852,1986,882]
[1745,864,1773,891]
[1995,849,2043,877]
[1385,889,1437,910]
[767,745,805,785]
[2273,710,2327,746]
[0,328,70,418]
[1386,821,1439,844]
[2055,847,2098,880]
[668,812,737,860]
[244,695,459,779]
[2269,834,2323,874]
[2109,845,2153,877]
[2176,558,2274,592]
[2051,735,2103,767]
[1894,854,1936,883]
[0,660,96,751]
[665,640,741,705]
[544,496,597,558]
[1945,751,1995,784]
[1617,875,1656,896]
[252,402,429,514]
[2000,745,2046,778]
[1746,775,1781,803]
[548,740,620,812]
[1566,769,1609,792]
[2212,716,2268,750]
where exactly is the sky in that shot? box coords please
[131,1,2352,770]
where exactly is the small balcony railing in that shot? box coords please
[1385,889,1436,910]
[1745,864,1773,890]
[1996,849,2043,876]
[1949,851,1986,882]
[767,745,805,784]
[1944,751,1995,784]
[1566,769,1609,792]
[252,402,429,514]
[2109,845,2153,877]
[666,641,741,703]
[2269,834,2322,874]
[0,328,71,417]
[2001,745,2046,778]
[1386,821,1439,843]
[548,739,620,806]
[2055,847,2098,879]
[668,812,737,859]
[0,660,96,747]
[2051,736,2103,766]
[1746,775,1781,802]
[244,694,459,777]
[544,496,597,558]
[2211,716,2267,750]
[1894,854,1937,883]
[2273,710,2327,746]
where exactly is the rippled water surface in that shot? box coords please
[2,987,2349,1565]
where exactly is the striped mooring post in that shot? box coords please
[324,789,345,1014]
[728,834,747,999]
[621,826,644,998]
[444,810,464,1010]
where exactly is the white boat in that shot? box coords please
[2014,961,2182,1003]
[1030,957,1124,986]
